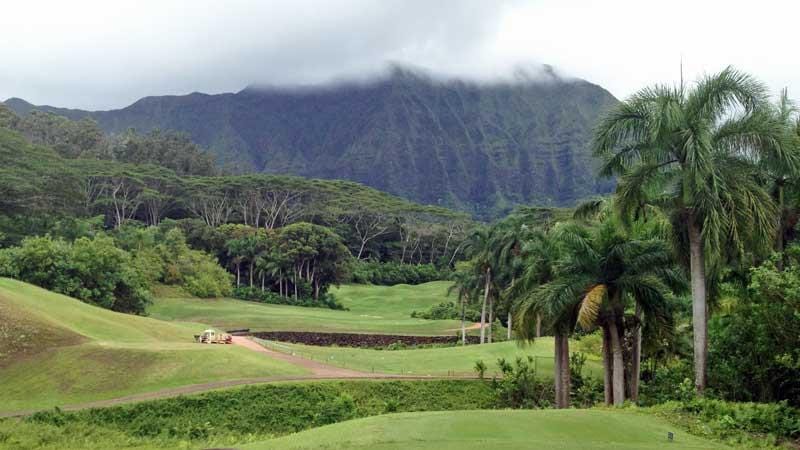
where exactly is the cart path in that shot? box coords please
[446,322,482,332]
[0,337,476,419]
[231,335,370,377]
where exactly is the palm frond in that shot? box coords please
[578,283,606,330]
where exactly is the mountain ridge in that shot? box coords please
[4,65,617,218]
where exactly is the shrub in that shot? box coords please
[25,381,496,443]
[351,261,442,285]
[410,301,481,321]
[639,360,693,406]
[474,360,487,379]
[490,356,554,409]
[232,286,345,310]
[0,235,151,313]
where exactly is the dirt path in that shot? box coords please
[446,322,482,332]
[0,337,475,419]
[231,336,370,377]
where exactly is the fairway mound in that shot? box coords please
[242,409,729,450]
[0,295,85,368]
[0,278,309,413]
[250,331,480,348]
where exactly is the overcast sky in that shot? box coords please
[1,0,798,110]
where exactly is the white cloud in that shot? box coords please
[1,0,797,109]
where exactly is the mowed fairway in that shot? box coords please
[257,338,601,377]
[244,409,728,450]
[149,281,467,335]
[0,278,307,413]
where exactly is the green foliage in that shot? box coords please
[708,249,800,405]
[116,226,233,298]
[351,261,442,285]
[0,235,151,313]
[474,360,487,379]
[23,381,496,444]
[490,356,554,409]
[639,361,694,406]
[232,286,345,310]
[410,301,480,321]
[651,399,800,446]
[569,352,603,407]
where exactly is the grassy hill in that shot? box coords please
[149,281,467,335]
[244,409,728,450]
[0,278,307,413]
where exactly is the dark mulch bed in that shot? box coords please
[248,331,480,348]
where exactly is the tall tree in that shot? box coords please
[593,67,794,394]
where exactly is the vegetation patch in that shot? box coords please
[11,380,495,447]
[249,331,478,348]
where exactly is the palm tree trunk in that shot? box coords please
[608,319,625,406]
[688,217,708,395]
[249,261,254,287]
[602,324,613,405]
[487,296,493,344]
[479,267,490,344]
[630,303,643,402]
[460,294,466,346]
[535,314,542,338]
[507,311,512,340]
[776,182,785,270]
[554,333,563,408]
[236,264,241,288]
[560,333,571,408]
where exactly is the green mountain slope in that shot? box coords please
[5,66,617,218]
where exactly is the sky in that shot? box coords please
[1,0,798,110]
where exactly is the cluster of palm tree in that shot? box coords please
[453,67,800,408]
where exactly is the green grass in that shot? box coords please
[149,281,468,335]
[256,338,601,377]
[243,409,730,450]
[0,278,308,413]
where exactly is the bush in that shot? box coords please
[232,286,345,310]
[490,356,554,409]
[651,398,800,446]
[410,301,481,321]
[0,235,151,313]
[351,261,442,285]
[25,381,496,444]
[639,360,694,406]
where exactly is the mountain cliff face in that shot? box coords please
[5,67,617,218]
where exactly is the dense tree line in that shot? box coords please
[0,105,472,269]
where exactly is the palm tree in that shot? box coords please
[593,67,794,394]
[759,90,800,262]
[463,227,495,344]
[448,265,480,345]
[520,214,681,406]
[513,227,572,407]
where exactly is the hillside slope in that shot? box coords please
[0,278,307,412]
[5,66,617,218]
